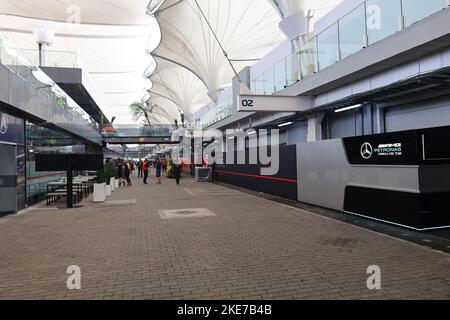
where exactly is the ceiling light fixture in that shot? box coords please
[334,104,362,113]
[278,121,293,127]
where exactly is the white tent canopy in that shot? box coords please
[145,95,183,125]
[0,0,151,25]
[0,0,342,125]
[151,0,285,97]
[150,56,210,116]
[0,12,161,124]
[269,0,306,19]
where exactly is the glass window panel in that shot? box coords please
[264,67,275,95]
[402,0,447,27]
[286,52,300,85]
[255,75,264,94]
[300,38,317,77]
[317,23,339,71]
[274,58,287,92]
[339,4,366,59]
[251,80,257,93]
[366,0,402,45]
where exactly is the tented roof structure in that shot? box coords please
[1,0,342,126]
[268,0,344,26]
[149,56,210,117]
[136,93,183,125]
[0,0,151,25]
[142,95,182,125]
[151,0,285,97]
[269,0,306,19]
[0,11,160,124]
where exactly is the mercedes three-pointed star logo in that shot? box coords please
[360,142,373,160]
[0,109,8,135]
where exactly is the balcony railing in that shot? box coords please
[19,48,79,69]
[0,34,100,143]
[198,97,234,129]
[251,0,449,95]
[101,124,179,138]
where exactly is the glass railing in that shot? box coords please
[199,97,234,128]
[101,124,179,138]
[0,34,100,144]
[18,48,79,68]
[252,52,300,95]
[251,0,448,94]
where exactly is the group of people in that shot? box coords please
[136,157,183,185]
[116,159,134,187]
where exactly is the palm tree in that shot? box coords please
[129,101,153,127]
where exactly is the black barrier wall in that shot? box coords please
[214,145,298,200]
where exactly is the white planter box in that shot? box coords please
[110,178,115,192]
[114,179,119,188]
[106,183,112,197]
[93,183,106,203]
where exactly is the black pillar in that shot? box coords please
[66,155,73,208]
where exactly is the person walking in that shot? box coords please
[117,159,124,187]
[125,161,132,186]
[143,159,149,184]
[167,159,173,178]
[162,157,167,174]
[137,160,143,178]
[173,163,182,185]
[155,158,162,184]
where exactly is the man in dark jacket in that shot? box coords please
[173,163,182,185]
[137,160,143,178]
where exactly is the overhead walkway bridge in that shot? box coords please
[101,124,183,145]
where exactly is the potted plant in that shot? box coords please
[93,169,107,203]
[104,162,116,196]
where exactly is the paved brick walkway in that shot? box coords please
[0,175,449,300]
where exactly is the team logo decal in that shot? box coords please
[360,142,373,160]
[0,109,8,135]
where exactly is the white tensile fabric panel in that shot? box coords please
[268,0,306,19]
[147,95,183,125]
[0,14,161,124]
[268,0,345,26]
[150,57,210,115]
[153,0,284,93]
[0,0,151,25]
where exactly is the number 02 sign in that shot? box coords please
[241,99,254,107]
[237,95,313,113]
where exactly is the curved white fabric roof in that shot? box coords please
[0,13,161,124]
[269,0,344,26]
[0,0,151,25]
[1,0,342,126]
[150,57,210,116]
[269,0,306,19]
[146,95,183,125]
[152,0,285,95]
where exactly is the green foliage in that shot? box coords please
[96,168,106,184]
[129,101,152,127]
[96,162,117,184]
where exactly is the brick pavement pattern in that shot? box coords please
[0,175,449,300]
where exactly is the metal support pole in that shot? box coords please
[67,156,73,209]
[38,43,43,66]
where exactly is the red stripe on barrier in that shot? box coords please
[27,172,66,181]
[215,170,297,183]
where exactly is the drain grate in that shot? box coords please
[98,199,137,207]
[175,210,198,215]
[159,208,216,220]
